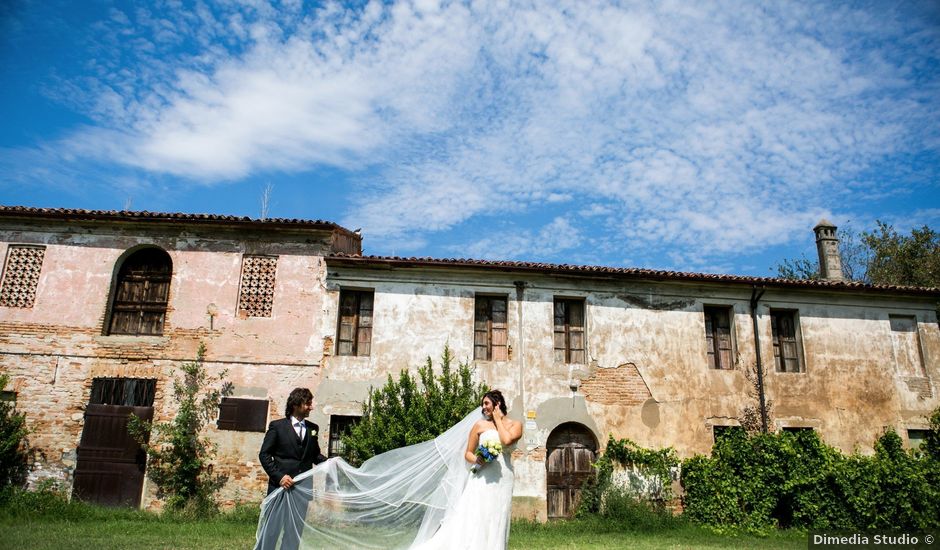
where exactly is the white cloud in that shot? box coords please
[10,0,940,269]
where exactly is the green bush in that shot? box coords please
[578,436,679,520]
[128,343,233,515]
[341,345,488,464]
[0,374,28,489]
[681,426,940,531]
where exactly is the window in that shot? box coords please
[107,248,172,336]
[713,425,744,442]
[771,310,804,373]
[237,255,278,318]
[704,306,734,369]
[217,398,269,432]
[89,378,156,407]
[474,295,508,361]
[781,427,814,434]
[0,245,45,308]
[554,298,585,364]
[337,289,374,356]
[889,315,925,376]
[907,429,929,450]
[0,390,15,403]
[328,415,361,457]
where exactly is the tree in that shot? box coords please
[129,343,232,514]
[774,227,870,282]
[0,375,28,489]
[738,362,774,435]
[774,222,938,287]
[341,346,488,465]
[864,222,940,287]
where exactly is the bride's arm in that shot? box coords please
[492,408,523,446]
[465,424,482,464]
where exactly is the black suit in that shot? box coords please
[257,417,327,550]
[259,417,327,495]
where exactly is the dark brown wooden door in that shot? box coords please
[108,248,172,336]
[546,422,597,518]
[73,404,153,507]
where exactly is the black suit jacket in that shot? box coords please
[259,417,327,494]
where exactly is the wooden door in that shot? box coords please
[546,422,597,518]
[73,404,153,507]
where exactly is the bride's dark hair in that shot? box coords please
[482,390,508,415]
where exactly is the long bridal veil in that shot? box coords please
[254,409,482,550]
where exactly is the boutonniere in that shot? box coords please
[310,430,317,437]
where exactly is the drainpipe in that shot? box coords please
[513,281,527,412]
[749,285,768,434]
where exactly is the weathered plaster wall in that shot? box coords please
[3,223,938,520]
[323,266,939,520]
[1,222,335,503]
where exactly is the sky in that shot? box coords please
[1,0,938,276]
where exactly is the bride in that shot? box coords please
[255,390,523,550]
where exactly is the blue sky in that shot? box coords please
[1,0,938,276]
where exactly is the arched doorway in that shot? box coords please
[546,422,598,519]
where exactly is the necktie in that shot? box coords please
[295,421,305,440]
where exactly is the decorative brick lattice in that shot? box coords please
[0,246,45,308]
[237,255,277,317]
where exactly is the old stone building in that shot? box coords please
[1,207,938,519]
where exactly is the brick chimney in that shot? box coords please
[814,219,844,281]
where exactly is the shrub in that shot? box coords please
[578,436,679,519]
[341,345,488,464]
[681,426,940,530]
[128,343,232,515]
[0,374,28,489]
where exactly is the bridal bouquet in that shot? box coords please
[470,440,503,474]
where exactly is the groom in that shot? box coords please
[259,387,328,494]
[258,388,327,550]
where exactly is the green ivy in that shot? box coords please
[681,423,940,531]
[577,436,679,517]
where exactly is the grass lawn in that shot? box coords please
[0,491,807,550]
[0,512,807,550]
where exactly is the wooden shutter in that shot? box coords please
[474,296,508,361]
[553,300,568,363]
[337,290,373,356]
[490,297,508,361]
[474,297,491,360]
[108,248,171,336]
[356,292,373,356]
[705,307,733,369]
[217,398,269,432]
[567,300,585,364]
[771,311,801,372]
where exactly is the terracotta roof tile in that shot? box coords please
[326,254,940,296]
[0,205,355,234]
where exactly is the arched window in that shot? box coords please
[107,248,172,336]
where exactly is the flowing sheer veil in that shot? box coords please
[255,409,483,550]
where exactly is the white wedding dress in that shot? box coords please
[254,412,515,550]
[412,429,514,550]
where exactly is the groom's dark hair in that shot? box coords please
[284,387,313,417]
[482,390,508,415]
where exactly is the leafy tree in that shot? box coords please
[0,375,28,489]
[128,344,232,514]
[341,345,488,465]
[774,227,870,281]
[863,222,940,287]
[774,222,938,287]
[923,404,940,462]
